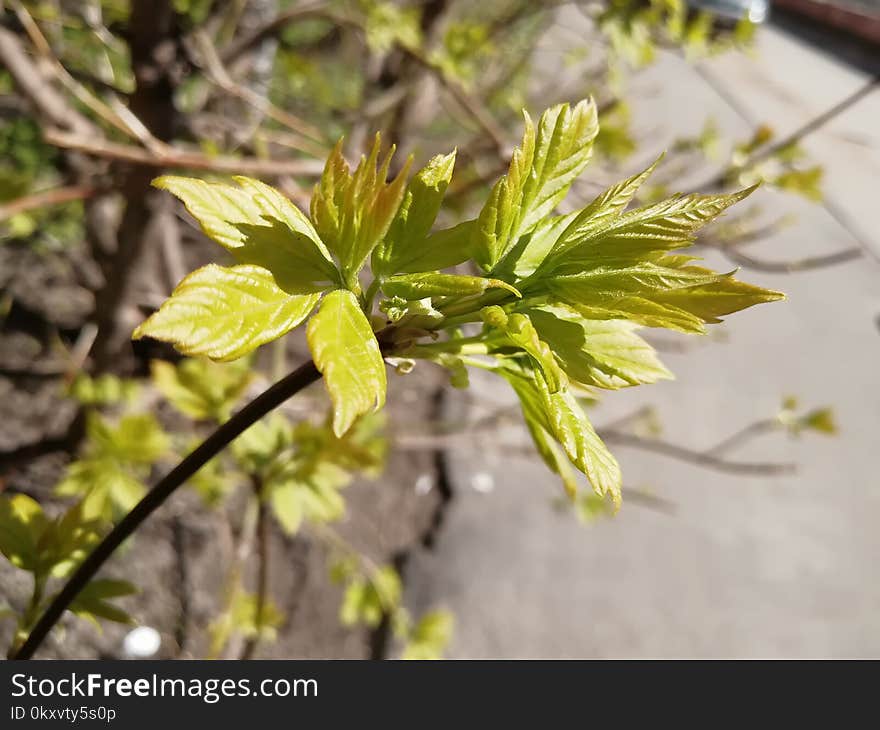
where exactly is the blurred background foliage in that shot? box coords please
[0,0,853,659]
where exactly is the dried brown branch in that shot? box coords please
[43,128,326,176]
[11,1,171,153]
[0,185,97,220]
[190,29,327,151]
[219,0,329,66]
[0,26,92,133]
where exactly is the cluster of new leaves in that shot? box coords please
[208,590,285,659]
[0,495,135,654]
[728,126,824,202]
[135,98,782,509]
[152,357,449,657]
[232,412,387,536]
[55,412,170,522]
[598,0,756,72]
[331,556,454,660]
[151,356,387,534]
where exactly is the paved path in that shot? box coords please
[403,17,880,657]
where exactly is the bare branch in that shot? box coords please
[43,128,326,177]
[219,1,329,65]
[190,29,327,151]
[704,419,779,457]
[717,245,862,273]
[0,185,97,220]
[11,0,171,153]
[0,26,92,133]
[694,75,880,193]
[599,431,795,476]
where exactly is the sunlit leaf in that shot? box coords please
[472,99,598,270]
[307,289,386,436]
[154,176,338,294]
[402,610,454,660]
[311,137,411,285]
[500,359,621,505]
[134,264,320,361]
[526,306,672,389]
[372,151,456,277]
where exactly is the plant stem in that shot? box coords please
[10,360,321,660]
[240,476,269,660]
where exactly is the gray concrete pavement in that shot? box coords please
[403,18,880,657]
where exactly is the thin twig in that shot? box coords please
[694,75,880,193]
[0,185,97,220]
[704,418,779,457]
[191,30,326,149]
[0,26,92,133]
[599,431,795,476]
[718,245,862,273]
[239,476,269,660]
[12,1,171,153]
[219,0,329,65]
[43,128,326,176]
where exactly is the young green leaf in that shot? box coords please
[69,373,139,406]
[55,458,147,523]
[0,494,48,573]
[231,412,292,476]
[495,211,578,279]
[55,414,166,522]
[382,272,520,300]
[480,307,565,393]
[85,412,169,465]
[545,261,726,299]
[310,137,412,286]
[269,467,347,535]
[559,154,661,238]
[647,274,785,323]
[544,187,757,271]
[522,416,581,498]
[526,306,672,389]
[384,220,477,275]
[151,357,252,422]
[307,289,387,437]
[68,579,137,626]
[134,264,320,361]
[559,296,707,334]
[209,591,284,657]
[500,359,621,505]
[339,565,402,628]
[401,610,454,660]
[372,151,456,277]
[472,99,598,271]
[0,496,101,577]
[154,176,338,294]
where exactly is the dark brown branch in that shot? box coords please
[11,360,321,660]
